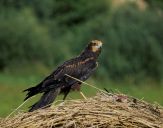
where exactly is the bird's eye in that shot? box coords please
[92,43,96,46]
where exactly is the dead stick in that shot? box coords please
[65,74,106,94]
[6,99,29,119]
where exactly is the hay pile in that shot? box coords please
[1,92,163,128]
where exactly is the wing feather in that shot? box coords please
[34,56,96,91]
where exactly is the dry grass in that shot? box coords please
[0,92,163,128]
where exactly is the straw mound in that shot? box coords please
[1,92,163,128]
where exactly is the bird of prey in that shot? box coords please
[24,40,103,112]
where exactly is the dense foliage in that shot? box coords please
[0,0,163,81]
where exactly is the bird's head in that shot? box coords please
[88,40,103,53]
[80,40,103,58]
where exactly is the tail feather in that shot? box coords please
[23,86,41,101]
[29,87,61,112]
[23,79,60,101]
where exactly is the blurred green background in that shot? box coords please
[0,0,163,117]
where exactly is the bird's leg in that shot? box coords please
[63,91,69,101]
[80,91,87,100]
[63,87,71,101]
[71,82,87,99]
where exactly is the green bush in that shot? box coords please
[0,1,163,81]
[0,9,54,70]
[107,5,163,80]
[57,4,163,81]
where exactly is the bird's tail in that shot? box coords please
[23,79,60,101]
[23,85,42,101]
[29,87,61,112]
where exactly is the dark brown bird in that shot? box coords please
[23,40,103,112]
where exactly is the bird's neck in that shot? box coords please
[79,47,101,60]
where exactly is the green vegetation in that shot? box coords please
[0,0,163,117]
[0,0,163,80]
